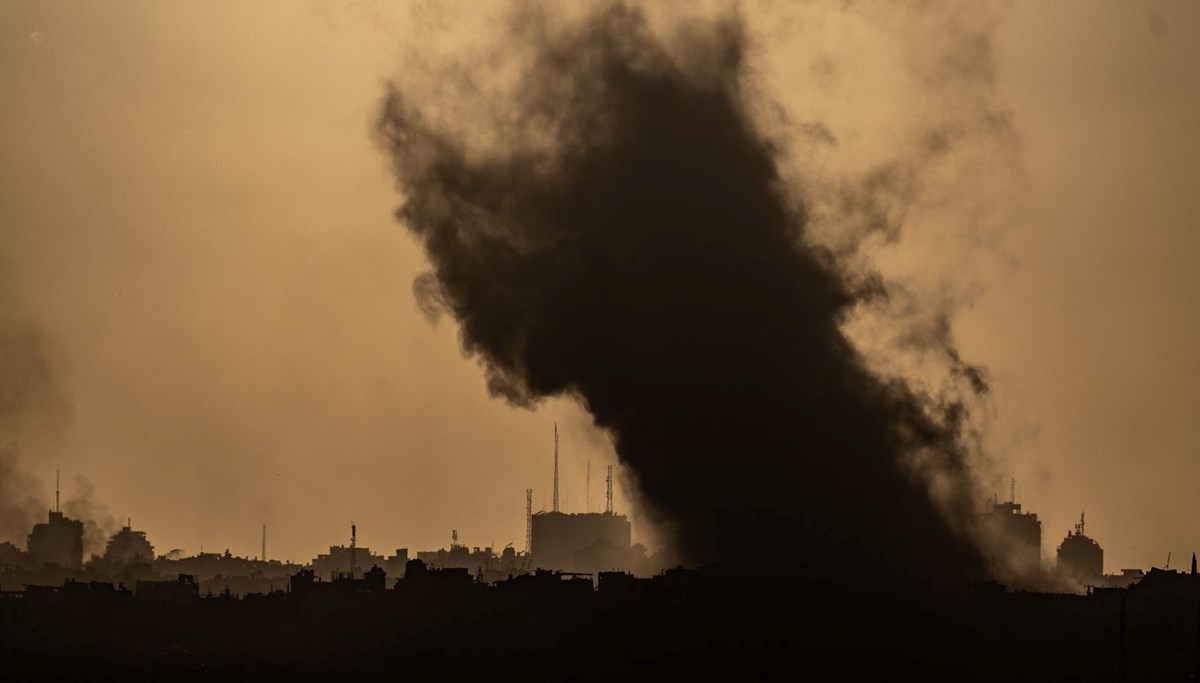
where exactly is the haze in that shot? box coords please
[1,1,1197,571]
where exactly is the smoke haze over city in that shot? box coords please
[1,0,1199,576]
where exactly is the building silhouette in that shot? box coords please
[531,511,631,573]
[527,425,633,574]
[135,573,199,607]
[102,523,154,566]
[26,510,84,571]
[1057,512,1103,586]
[0,541,26,570]
[311,544,390,580]
[982,493,1042,579]
[414,535,528,583]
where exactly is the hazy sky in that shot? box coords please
[1,1,1197,572]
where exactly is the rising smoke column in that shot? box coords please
[0,303,65,544]
[376,4,988,583]
[0,293,116,556]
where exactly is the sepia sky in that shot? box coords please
[1,0,1197,572]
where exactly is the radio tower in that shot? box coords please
[605,464,613,514]
[525,488,533,554]
[586,458,591,513]
[552,423,559,513]
[55,466,60,513]
[349,523,357,580]
[261,524,267,562]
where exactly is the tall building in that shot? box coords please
[530,424,632,573]
[26,510,84,570]
[531,511,631,573]
[1056,513,1103,586]
[983,499,1042,577]
[102,524,155,566]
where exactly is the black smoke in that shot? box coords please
[376,4,987,584]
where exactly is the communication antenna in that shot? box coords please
[586,458,591,513]
[553,423,560,513]
[1010,474,1015,504]
[525,489,533,554]
[606,465,613,514]
[262,524,267,562]
[452,529,458,547]
[55,466,60,513]
[350,523,357,579]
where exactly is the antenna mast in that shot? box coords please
[606,465,613,514]
[525,488,533,554]
[1010,474,1015,504]
[55,466,60,513]
[586,458,591,513]
[349,523,356,579]
[262,524,267,562]
[553,423,559,513]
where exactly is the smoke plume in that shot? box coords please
[1,272,115,557]
[376,2,1003,584]
[0,290,66,544]
[63,476,119,559]
[0,446,42,545]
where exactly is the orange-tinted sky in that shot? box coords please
[1,1,1197,572]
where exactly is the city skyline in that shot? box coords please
[2,1,1198,574]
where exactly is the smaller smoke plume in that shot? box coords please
[0,293,67,545]
[64,476,118,559]
[0,274,114,556]
[0,446,43,544]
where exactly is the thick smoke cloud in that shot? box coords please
[376,3,992,584]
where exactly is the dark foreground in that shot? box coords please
[3,565,1199,682]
